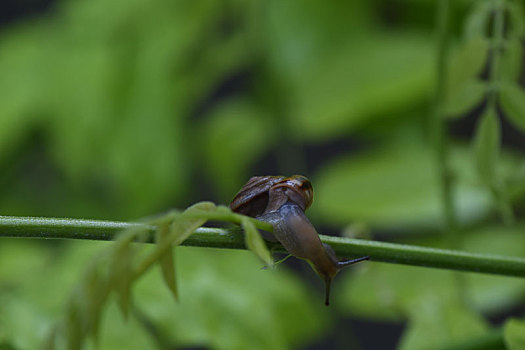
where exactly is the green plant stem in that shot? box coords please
[434,0,459,249]
[434,0,469,304]
[1,216,525,278]
[487,0,516,225]
[487,0,505,111]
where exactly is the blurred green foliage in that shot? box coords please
[0,239,325,349]
[1,0,525,348]
[504,318,525,350]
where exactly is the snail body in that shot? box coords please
[230,175,368,306]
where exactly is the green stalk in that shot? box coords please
[1,215,525,278]
[487,0,516,225]
[487,0,505,111]
[433,0,458,248]
[433,0,469,303]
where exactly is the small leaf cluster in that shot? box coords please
[45,202,273,349]
[444,0,525,224]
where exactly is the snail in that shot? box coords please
[230,175,369,306]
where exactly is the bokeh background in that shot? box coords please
[1,0,525,349]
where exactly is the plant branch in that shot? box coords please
[487,0,516,225]
[433,0,459,248]
[487,0,505,111]
[433,0,470,304]
[1,216,525,278]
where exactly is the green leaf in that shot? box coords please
[81,266,110,343]
[109,235,136,319]
[507,1,525,37]
[156,225,178,301]
[500,39,524,83]
[443,37,491,120]
[446,38,489,100]
[444,79,486,118]
[463,1,492,40]
[184,201,217,214]
[0,239,158,349]
[133,202,217,297]
[65,297,83,350]
[504,318,525,350]
[168,202,216,246]
[202,99,276,200]
[500,83,525,132]
[263,2,435,141]
[67,264,111,347]
[129,202,217,305]
[314,143,491,229]
[111,252,133,318]
[0,27,45,160]
[241,217,273,267]
[289,35,434,140]
[398,298,489,350]
[473,108,501,184]
[134,247,327,349]
[0,0,239,218]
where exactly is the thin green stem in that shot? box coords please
[433,0,468,303]
[487,0,505,110]
[1,216,525,278]
[434,0,459,248]
[487,0,516,225]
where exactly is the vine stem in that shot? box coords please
[434,0,458,249]
[433,0,470,304]
[1,215,525,278]
[487,0,505,111]
[487,0,516,225]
